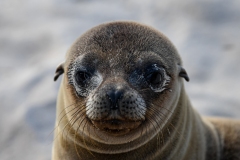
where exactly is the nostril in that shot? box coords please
[107,89,124,110]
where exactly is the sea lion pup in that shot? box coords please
[52,21,240,160]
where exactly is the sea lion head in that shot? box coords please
[54,21,189,152]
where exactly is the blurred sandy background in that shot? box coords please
[0,0,240,159]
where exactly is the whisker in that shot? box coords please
[147,108,165,145]
[48,102,81,138]
[158,111,186,142]
[146,103,176,148]
[65,107,86,141]
[51,105,84,144]
[74,116,84,159]
[54,104,85,144]
[167,127,172,146]
[148,116,161,149]
[61,109,83,148]
[82,118,95,157]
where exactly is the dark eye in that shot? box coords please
[146,71,162,85]
[75,71,91,86]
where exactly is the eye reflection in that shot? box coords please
[146,71,163,86]
[75,71,91,87]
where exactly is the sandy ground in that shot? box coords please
[0,0,240,159]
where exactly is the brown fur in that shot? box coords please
[52,21,240,160]
[207,118,240,160]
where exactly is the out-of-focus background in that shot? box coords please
[0,0,240,159]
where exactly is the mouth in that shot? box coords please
[90,119,142,136]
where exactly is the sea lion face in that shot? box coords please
[67,51,173,136]
[58,22,188,142]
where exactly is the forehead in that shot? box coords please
[74,51,165,72]
[66,22,181,72]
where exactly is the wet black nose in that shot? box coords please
[107,89,124,110]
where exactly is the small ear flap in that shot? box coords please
[179,66,190,82]
[54,63,64,81]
